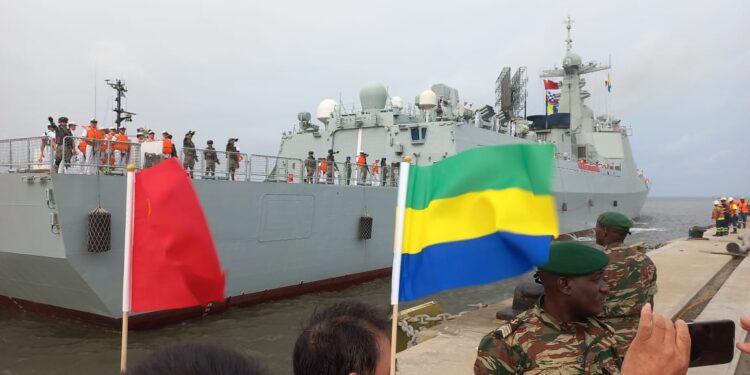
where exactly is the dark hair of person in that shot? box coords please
[293,301,389,375]
[127,342,268,375]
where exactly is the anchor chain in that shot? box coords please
[398,302,488,347]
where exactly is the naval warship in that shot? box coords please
[0,22,648,327]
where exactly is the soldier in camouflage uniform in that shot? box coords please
[475,242,621,375]
[595,211,658,358]
[203,140,219,178]
[304,151,316,183]
[182,131,198,178]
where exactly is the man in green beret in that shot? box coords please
[595,211,658,358]
[474,242,621,374]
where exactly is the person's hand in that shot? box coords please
[737,316,750,354]
[621,303,690,375]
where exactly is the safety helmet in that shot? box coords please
[721,197,727,200]
[713,200,720,205]
[728,197,734,201]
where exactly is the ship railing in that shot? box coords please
[180,147,250,181]
[0,136,54,173]
[300,160,399,187]
[247,154,304,183]
[56,136,142,175]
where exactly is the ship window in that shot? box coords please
[410,127,427,144]
[577,146,587,159]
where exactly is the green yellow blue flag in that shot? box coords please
[392,144,558,303]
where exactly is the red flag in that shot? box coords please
[131,158,225,312]
[543,80,560,90]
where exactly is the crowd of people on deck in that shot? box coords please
[119,211,750,375]
[41,116,409,185]
[712,196,748,235]
[303,149,397,186]
[40,117,243,179]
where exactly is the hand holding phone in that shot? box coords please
[621,303,691,375]
[688,320,735,367]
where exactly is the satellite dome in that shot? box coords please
[418,90,437,109]
[563,52,582,68]
[316,99,338,124]
[359,82,388,110]
[391,96,403,109]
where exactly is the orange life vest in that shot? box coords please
[114,134,130,151]
[320,160,328,172]
[729,202,738,214]
[85,128,104,152]
[372,161,379,173]
[357,155,366,166]
[740,201,749,213]
[162,139,173,155]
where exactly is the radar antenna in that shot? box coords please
[105,79,135,130]
[495,66,528,124]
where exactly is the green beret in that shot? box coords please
[597,212,633,231]
[538,242,609,275]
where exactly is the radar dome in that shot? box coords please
[563,52,582,68]
[359,82,388,111]
[316,99,338,124]
[418,90,437,109]
[391,96,403,109]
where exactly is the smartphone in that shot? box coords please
[688,319,735,367]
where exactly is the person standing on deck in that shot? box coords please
[183,131,197,178]
[113,127,130,167]
[203,140,219,178]
[739,197,748,229]
[325,149,337,184]
[343,156,352,185]
[303,151,315,184]
[226,138,239,181]
[39,122,56,166]
[53,116,74,173]
[357,152,368,185]
[594,212,658,358]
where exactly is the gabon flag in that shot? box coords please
[391,145,558,303]
[128,158,225,312]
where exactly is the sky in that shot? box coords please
[1,0,748,197]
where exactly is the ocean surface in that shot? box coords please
[0,197,715,374]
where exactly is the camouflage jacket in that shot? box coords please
[474,302,621,375]
[600,242,658,356]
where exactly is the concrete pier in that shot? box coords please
[396,226,750,374]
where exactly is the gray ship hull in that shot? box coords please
[0,159,646,325]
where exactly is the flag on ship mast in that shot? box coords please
[605,73,612,93]
[543,79,560,90]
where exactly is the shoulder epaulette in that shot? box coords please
[493,316,525,339]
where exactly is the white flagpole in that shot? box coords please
[120,164,136,374]
[389,156,412,375]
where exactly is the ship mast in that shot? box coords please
[106,79,135,130]
[565,15,574,53]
